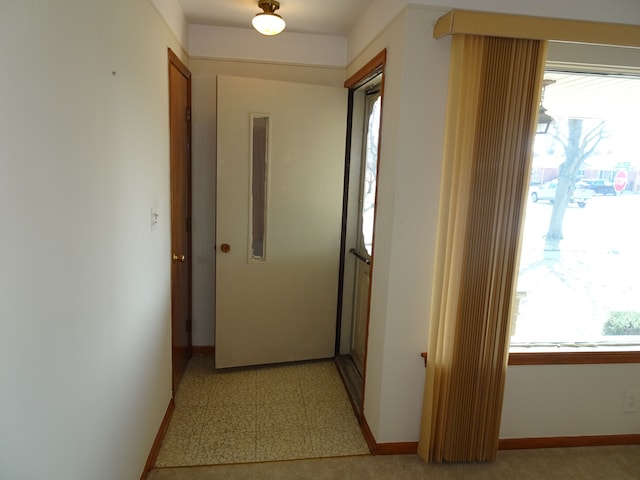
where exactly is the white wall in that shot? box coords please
[348,0,640,64]
[128,0,640,448]
[0,1,185,478]
[348,2,640,444]
[502,364,640,438]
[189,25,347,67]
[149,0,189,48]
[346,5,450,443]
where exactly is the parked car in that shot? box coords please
[530,180,593,208]
[577,179,618,195]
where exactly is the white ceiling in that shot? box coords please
[177,0,375,36]
[175,2,640,119]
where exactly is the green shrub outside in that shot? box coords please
[603,311,640,336]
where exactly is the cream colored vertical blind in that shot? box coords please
[418,34,547,463]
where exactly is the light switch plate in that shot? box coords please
[623,389,639,413]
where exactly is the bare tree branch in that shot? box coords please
[544,118,608,251]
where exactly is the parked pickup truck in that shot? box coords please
[577,179,618,195]
[530,180,593,208]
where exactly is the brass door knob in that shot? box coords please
[220,243,231,253]
[172,254,186,262]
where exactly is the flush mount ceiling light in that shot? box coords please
[252,0,286,36]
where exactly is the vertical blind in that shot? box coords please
[418,34,547,463]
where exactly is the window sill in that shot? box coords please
[508,351,640,365]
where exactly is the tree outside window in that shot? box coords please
[511,71,640,349]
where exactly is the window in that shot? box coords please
[250,114,269,261]
[510,71,640,353]
[360,94,381,255]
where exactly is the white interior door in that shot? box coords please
[216,75,347,369]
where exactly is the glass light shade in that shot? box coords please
[536,107,553,134]
[252,13,285,36]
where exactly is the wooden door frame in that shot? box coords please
[168,48,192,393]
[335,49,386,416]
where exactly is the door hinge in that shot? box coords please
[186,106,191,123]
[186,217,191,233]
[187,317,192,334]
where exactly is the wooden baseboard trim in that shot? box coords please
[360,414,377,453]
[140,398,175,480]
[360,419,639,456]
[192,346,215,356]
[508,351,640,365]
[375,441,419,455]
[499,434,640,450]
[360,415,419,455]
[358,425,639,455]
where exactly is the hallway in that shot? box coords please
[154,357,369,467]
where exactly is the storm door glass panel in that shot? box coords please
[250,114,269,261]
[359,94,381,255]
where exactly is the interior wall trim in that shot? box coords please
[434,9,640,48]
[360,414,377,453]
[509,351,640,365]
[140,398,175,480]
[361,415,419,455]
[192,345,215,356]
[499,434,640,450]
[361,417,640,455]
[344,49,387,89]
[375,441,420,455]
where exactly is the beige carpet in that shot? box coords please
[148,445,640,480]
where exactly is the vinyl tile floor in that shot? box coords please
[155,357,370,467]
